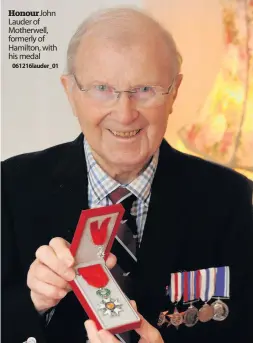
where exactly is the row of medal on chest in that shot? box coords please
[158,298,229,329]
[158,266,230,328]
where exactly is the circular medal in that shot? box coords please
[170,309,183,328]
[198,303,214,322]
[184,306,199,327]
[211,300,229,321]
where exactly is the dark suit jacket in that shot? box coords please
[2,134,253,343]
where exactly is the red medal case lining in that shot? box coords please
[69,204,141,333]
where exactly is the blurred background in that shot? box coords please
[2,0,253,180]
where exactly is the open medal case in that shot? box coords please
[69,204,141,334]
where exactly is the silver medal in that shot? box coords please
[184,305,199,327]
[211,300,229,321]
[98,297,123,316]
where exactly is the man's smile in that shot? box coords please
[107,129,142,138]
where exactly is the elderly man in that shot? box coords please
[2,7,253,343]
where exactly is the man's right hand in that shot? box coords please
[27,237,117,312]
[27,237,76,312]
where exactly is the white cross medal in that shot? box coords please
[97,296,123,316]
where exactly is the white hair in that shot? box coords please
[66,6,182,76]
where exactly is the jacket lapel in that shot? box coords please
[47,133,89,243]
[138,140,186,270]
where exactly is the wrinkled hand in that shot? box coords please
[27,237,117,312]
[84,301,164,343]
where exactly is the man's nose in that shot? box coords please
[112,92,139,124]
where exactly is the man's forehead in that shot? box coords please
[74,33,171,83]
[78,24,165,53]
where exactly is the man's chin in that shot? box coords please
[106,153,148,170]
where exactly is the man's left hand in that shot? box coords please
[84,301,164,343]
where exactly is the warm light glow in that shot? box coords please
[177,0,253,180]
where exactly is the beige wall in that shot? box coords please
[144,0,224,147]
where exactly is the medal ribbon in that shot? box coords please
[90,217,110,245]
[190,271,195,301]
[183,271,189,302]
[183,271,192,302]
[214,266,230,298]
[200,268,216,302]
[183,270,201,303]
[170,272,184,303]
[195,270,201,299]
[78,264,109,288]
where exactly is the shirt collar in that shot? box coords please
[84,137,159,206]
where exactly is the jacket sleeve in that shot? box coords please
[2,164,47,343]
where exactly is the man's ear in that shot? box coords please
[172,73,183,101]
[60,74,78,117]
[167,74,183,115]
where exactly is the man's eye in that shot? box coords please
[95,85,109,92]
[138,86,153,92]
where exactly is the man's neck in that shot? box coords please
[91,149,151,184]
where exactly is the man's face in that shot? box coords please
[62,34,182,172]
